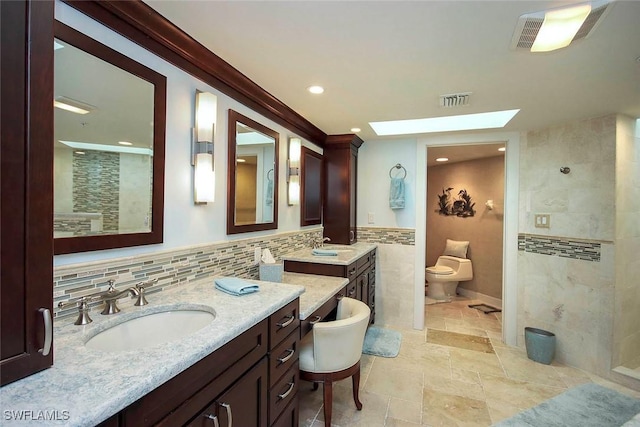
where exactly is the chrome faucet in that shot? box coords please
[58,296,95,325]
[98,280,140,315]
[133,278,158,306]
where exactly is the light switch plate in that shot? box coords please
[368,212,375,224]
[534,214,550,228]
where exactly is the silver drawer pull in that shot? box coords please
[277,348,295,364]
[348,288,356,296]
[277,382,295,400]
[204,414,220,427]
[277,315,294,329]
[309,315,322,325]
[220,402,232,427]
[38,308,52,356]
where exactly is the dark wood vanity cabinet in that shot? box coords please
[323,134,363,245]
[105,299,300,427]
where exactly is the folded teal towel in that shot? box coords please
[389,177,405,210]
[312,248,338,256]
[214,277,260,296]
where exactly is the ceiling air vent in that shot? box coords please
[439,92,471,108]
[510,0,613,51]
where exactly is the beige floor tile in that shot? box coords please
[427,329,494,353]
[451,368,481,386]
[448,347,505,377]
[388,397,423,424]
[424,315,447,330]
[424,376,485,401]
[494,346,566,388]
[479,373,565,410]
[422,388,492,427]
[444,324,489,338]
[365,360,425,403]
[316,389,389,427]
[385,418,422,426]
[485,398,524,424]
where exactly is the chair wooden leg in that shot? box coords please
[323,380,333,427]
[351,367,363,410]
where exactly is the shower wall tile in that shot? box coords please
[376,243,415,329]
[517,114,618,377]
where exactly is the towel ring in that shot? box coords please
[267,168,274,181]
[389,163,407,179]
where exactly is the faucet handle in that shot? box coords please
[58,296,95,325]
[134,278,157,306]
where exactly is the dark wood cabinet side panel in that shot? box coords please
[300,147,323,226]
[124,320,268,426]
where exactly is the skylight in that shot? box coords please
[369,109,520,136]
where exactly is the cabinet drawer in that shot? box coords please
[270,299,300,349]
[270,330,299,387]
[271,395,299,427]
[269,361,299,425]
[300,295,339,338]
[346,262,358,281]
[345,280,357,300]
[284,260,347,278]
[356,251,372,274]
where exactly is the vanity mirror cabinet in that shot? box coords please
[300,147,323,226]
[227,110,279,235]
[323,134,363,245]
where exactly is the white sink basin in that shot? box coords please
[85,309,215,352]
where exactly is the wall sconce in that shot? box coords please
[193,90,216,204]
[287,137,301,206]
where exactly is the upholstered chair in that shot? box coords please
[299,297,371,427]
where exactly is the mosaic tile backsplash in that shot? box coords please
[518,233,601,262]
[54,228,323,319]
[358,227,415,245]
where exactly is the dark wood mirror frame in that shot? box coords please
[53,21,166,255]
[300,147,323,226]
[227,110,279,235]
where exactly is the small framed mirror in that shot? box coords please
[300,147,323,226]
[227,110,279,234]
[53,21,166,254]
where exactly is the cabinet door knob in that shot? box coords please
[38,308,52,356]
[204,414,220,427]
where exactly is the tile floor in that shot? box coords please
[299,297,640,426]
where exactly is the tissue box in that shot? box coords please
[259,262,283,282]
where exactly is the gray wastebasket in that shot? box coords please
[524,327,556,365]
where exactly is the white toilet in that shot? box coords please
[426,255,473,300]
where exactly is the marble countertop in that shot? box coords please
[0,278,304,427]
[282,272,349,319]
[281,242,377,265]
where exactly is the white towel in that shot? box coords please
[389,178,405,209]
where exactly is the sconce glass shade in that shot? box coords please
[287,137,302,206]
[195,91,216,143]
[194,152,215,203]
[288,175,300,206]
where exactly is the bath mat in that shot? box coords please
[362,326,402,358]
[469,303,501,314]
[493,383,640,427]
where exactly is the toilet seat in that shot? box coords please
[426,266,454,275]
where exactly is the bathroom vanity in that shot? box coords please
[0,279,304,427]
[282,242,377,325]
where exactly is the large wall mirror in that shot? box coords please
[300,147,323,226]
[53,21,166,254]
[227,110,279,234]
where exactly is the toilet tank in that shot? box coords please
[436,255,473,279]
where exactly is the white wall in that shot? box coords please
[54,1,315,267]
[357,138,416,228]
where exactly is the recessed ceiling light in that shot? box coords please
[369,109,520,136]
[307,85,324,94]
[236,158,246,163]
[498,147,506,152]
[436,157,449,162]
[350,128,361,133]
[74,151,85,155]
[531,4,592,52]
[118,141,133,146]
